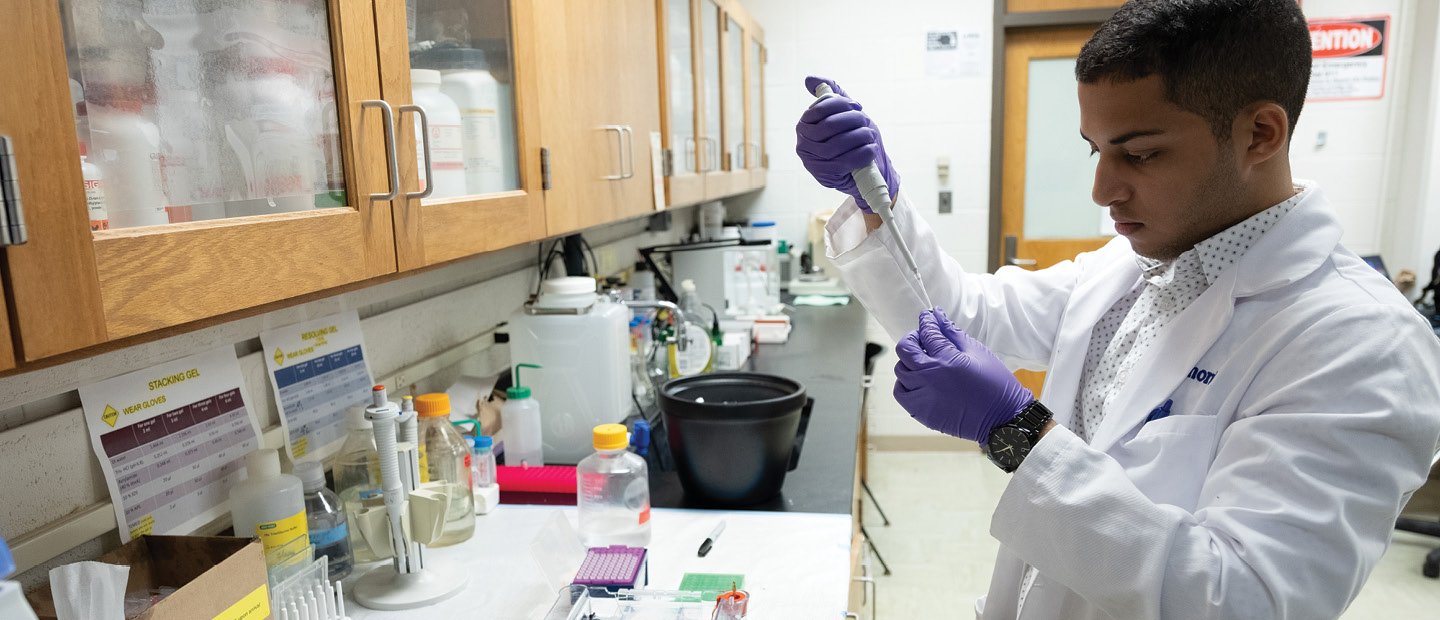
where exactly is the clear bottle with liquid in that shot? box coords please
[294,461,353,581]
[333,406,384,563]
[668,280,715,377]
[414,393,476,546]
[577,424,651,548]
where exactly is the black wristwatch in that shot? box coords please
[982,400,1054,473]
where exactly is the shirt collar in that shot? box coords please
[1131,188,1306,287]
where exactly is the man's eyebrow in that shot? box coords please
[1079,129,1166,146]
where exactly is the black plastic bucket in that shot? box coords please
[659,373,812,506]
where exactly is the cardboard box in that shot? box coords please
[28,536,269,620]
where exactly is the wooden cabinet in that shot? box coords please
[2,0,396,361]
[374,0,547,269]
[533,0,662,236]
[693,0,766,202]
[742,12,767,191]
[0,0,759,368]
[657,0,707,208]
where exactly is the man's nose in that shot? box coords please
[1091,155,1128,208]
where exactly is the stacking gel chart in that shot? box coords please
[80,347,263,542]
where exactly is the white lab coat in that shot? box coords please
[825,181,1440,620]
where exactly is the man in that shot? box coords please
[796,1,1440,618]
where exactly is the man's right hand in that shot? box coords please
[795,76,899,214]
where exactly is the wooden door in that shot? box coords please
[374,0,546,269]
[657,0,706,208]
[1001,26,1108,396]
[611,0,664,221]
[3,0,396,356]
[534,0,660,236]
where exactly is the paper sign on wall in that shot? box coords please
[1306,16,1389,101]
[926,30,983,79]
[260,310,374,463]
[80,347,262,542]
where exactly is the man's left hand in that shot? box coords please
[894,308,1035,443]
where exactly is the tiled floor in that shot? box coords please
[860,449,1440,619]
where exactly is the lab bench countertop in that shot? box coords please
[647,301,869,514]
[342,505,854,619]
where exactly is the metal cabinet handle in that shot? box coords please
[362,100,400,201]
[699,137,719,172]
[1004,235,1038,267]
[683,136,698,172]
[619,126,636,179]
[398,104,435,200]
[601,125,625,180]
[741,141,760,168]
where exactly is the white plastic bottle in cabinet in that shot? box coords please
[436,50,505,195]
[88,103,170,228]
[410,69,467,199]
[79,145,108,231]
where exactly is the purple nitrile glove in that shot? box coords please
[795,76,900,213]
[893,308,1034,444]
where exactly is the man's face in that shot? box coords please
[1078,75,1249,260]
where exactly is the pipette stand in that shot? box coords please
[353,386,467,611]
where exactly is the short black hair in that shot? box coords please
[1075,0,1312,140]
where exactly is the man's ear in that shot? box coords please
[1234,102,1290,166]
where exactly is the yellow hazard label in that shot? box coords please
[102,405,119,427]
[273,348,285,366]
[129,514,154,539]
[213,584,270,620]
[293,436,309,458]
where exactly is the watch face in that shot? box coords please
[987,426,1033,471]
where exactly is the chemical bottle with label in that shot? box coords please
[409,69,467,199]
[668,280,715,377]
[432,48,506,195]
[79,144,108,231]
[414,393,476,546]
[87,102,170,228]
[229,449,312,579]
[577,424,651,548]
[333,406,384,563]
[294,460,353,581]
[500,363,544,467]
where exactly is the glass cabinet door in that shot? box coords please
[722,14,743,173]
[376,0,543,268]
[61,0,349,228]
[666,0,697,176]
[748,38,763,170]
[699,0,721,175]
[17,0,397,346]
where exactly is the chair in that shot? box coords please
[1393,452,1440,577]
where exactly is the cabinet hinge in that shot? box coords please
[662,148,674,178]
[0,136,28,247]
[540,147,551,190]
[763,153,769,168]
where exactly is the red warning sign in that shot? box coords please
[1306,16,1390,101]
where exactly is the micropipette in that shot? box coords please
[809,82,934,309]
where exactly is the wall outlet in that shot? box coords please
[938,190,953,214]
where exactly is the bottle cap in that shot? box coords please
[246,449,281,480]
[414,393,451,417]
[507,363,540,400]
[593,423,628,451]
[473,435,493,449]
[294,460,327,492]
[681,279,697,293]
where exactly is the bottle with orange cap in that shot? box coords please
[415,392,476,546]
[577,423,651,548]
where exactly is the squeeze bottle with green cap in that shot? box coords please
[501,363,544,467]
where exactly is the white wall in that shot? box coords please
[728,0,995,274]
[1293,0,1423,260]
[0,208,694,588]
[1379,0,1440,288]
